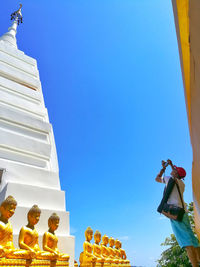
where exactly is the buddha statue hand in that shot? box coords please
[91,256,97,262]
[0,246,5,258]
[29,250,36,259]
[51,251,59,260]
[54,251,59,257]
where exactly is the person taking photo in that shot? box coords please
[155,159,200,267]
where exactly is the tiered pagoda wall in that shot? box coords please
[0,38,74,266]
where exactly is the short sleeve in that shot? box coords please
[162,176,170,184]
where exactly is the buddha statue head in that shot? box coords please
[109,237,115,247]
[85,227,93,242]
[115,239,120,249]
[0,196,17,222]
[94,230,101,244]
[102,235,109,246]
[27,205,41,226]
[48,213,60,232]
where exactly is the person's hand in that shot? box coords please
[167,159,172,166]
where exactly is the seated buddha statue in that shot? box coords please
[0,196,34,259]
[114,240,124,264]
[108,237,119,264]
[19,205,56,260]
[43,213,70,261]
[93,230,105,263]
[79,227,97,265]
[100,235,112,263]
[118,241,130,264]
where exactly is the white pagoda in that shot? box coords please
[0,5,75,266]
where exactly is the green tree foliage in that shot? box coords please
[157,202,196,267]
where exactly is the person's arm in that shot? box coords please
[155,161,166,183]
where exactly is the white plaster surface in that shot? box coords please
[0,41,36,65]
[0,50,38,77]
[0,76,41,102]
[0,105,51,132]
[0,158,60,189]
[0,61,40,90]
[0,182,66,211]
[0,129,51,158]
[0,91,46,118]
[0,28,75,266]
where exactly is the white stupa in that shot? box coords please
[0,5,75,266]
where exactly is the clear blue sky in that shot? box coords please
[1,1,193,266]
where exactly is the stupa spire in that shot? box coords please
[0,4,23,49]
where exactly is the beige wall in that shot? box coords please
[189,0,200,238]
[172,0,200,238]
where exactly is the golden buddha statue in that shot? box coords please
[93,230,105,263]
[43,213,70,261]
[0,196,34,259]
[79,227,97,265]
[114,240,124,264]
[100,235,112,263]
[118,241,130,265]
[108,237,119,264]
[19,205,56,260]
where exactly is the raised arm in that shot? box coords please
[155,161,166,183]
